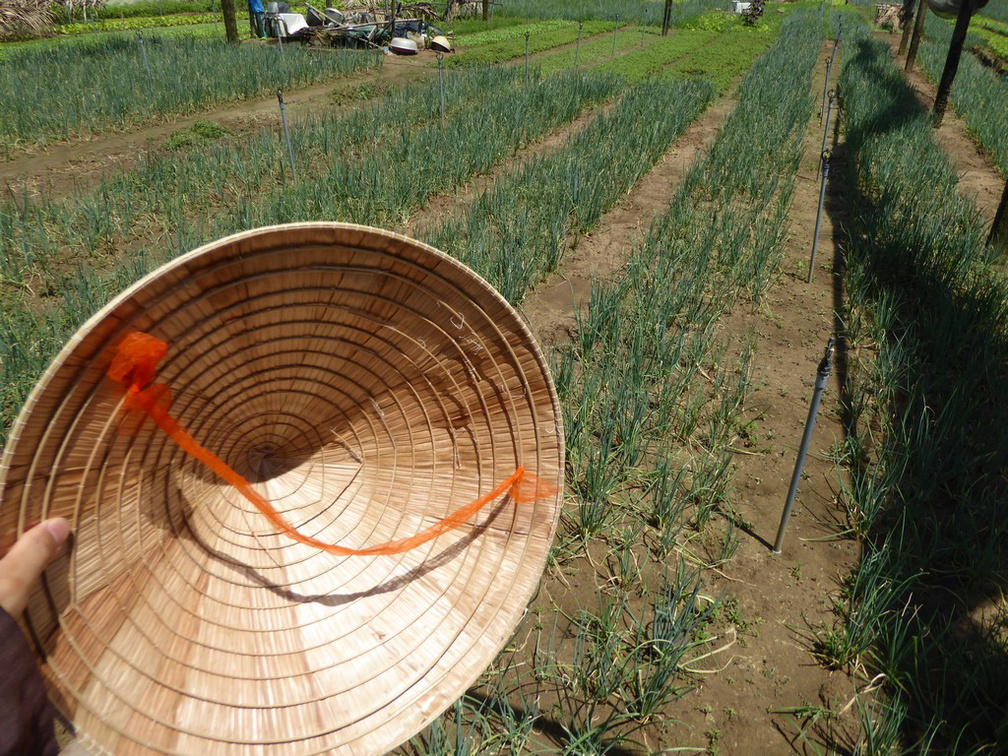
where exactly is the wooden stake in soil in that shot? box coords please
[905,0,927,71]
[932,0,975,128]
[898,0,917,54]
[990,178,1008,253]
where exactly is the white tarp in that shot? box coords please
[277,12,309,36]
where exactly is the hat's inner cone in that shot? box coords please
[20,234,560,754]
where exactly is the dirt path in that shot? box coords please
[505,48,860,748]
[885,33,1004,224]
[517,92,737,351]
[666,43,860,753]
[0,54,431,198]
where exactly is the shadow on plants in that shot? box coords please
[833,26,1008,753]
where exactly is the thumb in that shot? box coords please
[0,518,70,620]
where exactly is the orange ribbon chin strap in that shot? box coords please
[106,332,549,556]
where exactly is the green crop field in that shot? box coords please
[0,35,380,151]
[1,0,1006,752]
[919,14,1008,175]
[835,14,1008,750]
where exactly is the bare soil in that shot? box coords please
[477,42,865,753]
[518,92,738,351]
[672,49,861,752]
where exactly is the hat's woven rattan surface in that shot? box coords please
[0,224,564,755]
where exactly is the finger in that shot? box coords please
[0,518,70,620]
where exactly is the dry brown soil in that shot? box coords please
[511,43,863,754]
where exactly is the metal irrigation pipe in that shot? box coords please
[137,33,153,89]
[818,56,832,122]
[277,89,297,184]
[574,23,583,67]
[773,338,835,555]
[642,12,647,45]
[808,149,831,283]
[817,88,836,178]
[612,14,619,55]
[437,51,445,122]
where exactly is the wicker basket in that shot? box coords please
[0,223,564,755]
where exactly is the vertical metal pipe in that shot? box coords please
[641,13,647,46]
[525,31,530,82]
[808,150,831,283]
[818,88,836,172]
[574,23,582,67]
[138,33,153,89]
[773,338,835,554]
[437,52,445,122]
[612,15,619,55]
[818,56,832,121]
[277,89,297,184]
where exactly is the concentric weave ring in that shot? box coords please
[0,223,564,755]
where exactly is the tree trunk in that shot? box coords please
[221,0,239,43]
[932,0,974,127]
[905,0,926,71]
[990,179,1008,253]
[482,0,488,21]
[897,0,916,54]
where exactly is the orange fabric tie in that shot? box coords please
[106,332,548,556]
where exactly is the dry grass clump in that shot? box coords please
[0,0,54,38]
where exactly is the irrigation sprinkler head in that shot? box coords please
[820,337,836,374]
[821,148,832,165]
[827,88,836,102]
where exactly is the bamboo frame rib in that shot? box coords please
[0,223,564,755]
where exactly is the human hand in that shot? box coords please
[0,519,70,621]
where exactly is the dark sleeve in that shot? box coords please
[0,608,58,756]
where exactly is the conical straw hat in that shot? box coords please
[0,223,564,755]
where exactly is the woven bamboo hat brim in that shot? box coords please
[0,223,564,755]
